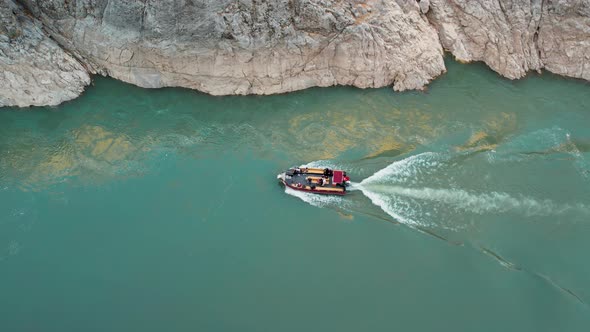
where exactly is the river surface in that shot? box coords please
[1,60,590,331]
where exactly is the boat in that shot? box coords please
[277,167,350,195]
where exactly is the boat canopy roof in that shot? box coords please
[333,170,344,184]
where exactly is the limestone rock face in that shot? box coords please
[17,0,445,95]
[427,0,544,79]
[2,0,589,108]
[0,0,90,107]
[538,0,590,81]
[428,0,590,81]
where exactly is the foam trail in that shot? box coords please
[361,189,423,226]
[361,152,443,185]
[285,154,446,226]
[360,185,590,217]
[284,187,347,208]
[286,152,589,227]
[347,182,362,191]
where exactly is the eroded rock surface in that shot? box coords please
[17,0,445,95]
[0,0,90,107]
[538,1,590,81]
[428,0,590,81]
[1,0,589,108]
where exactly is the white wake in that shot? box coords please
[359,185,588,217]
[285,152,589,228]
[284,187,348,208]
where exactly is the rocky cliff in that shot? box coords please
[0,0,89,107]
[428,0,590,81]
[1,0,589,108]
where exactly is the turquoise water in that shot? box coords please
[1,60,590,331]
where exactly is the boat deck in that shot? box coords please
[282,168,346,195]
